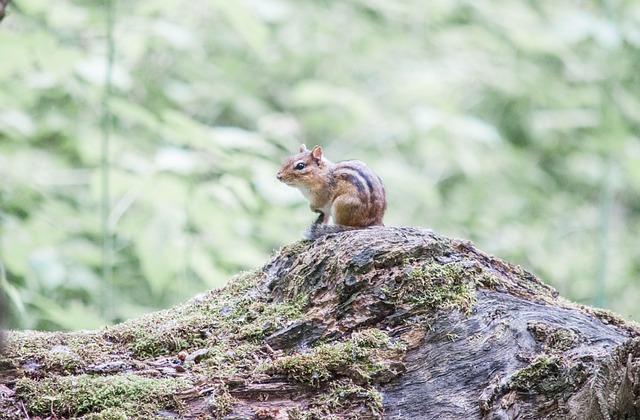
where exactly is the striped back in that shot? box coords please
[333,160,387,226]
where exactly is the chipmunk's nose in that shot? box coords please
[276,172,283,180]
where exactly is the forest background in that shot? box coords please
[1,0,640,331]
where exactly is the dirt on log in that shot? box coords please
[1,227,639,419]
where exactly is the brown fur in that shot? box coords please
[277,144,387,238]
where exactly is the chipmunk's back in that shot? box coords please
[331,159,386,227]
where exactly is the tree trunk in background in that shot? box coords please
[0,0,9,22]
[1,227,639,419]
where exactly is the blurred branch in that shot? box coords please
[101,0,116,319]
[0,0,8,22]
[595,157,615,309]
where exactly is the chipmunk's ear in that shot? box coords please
[311,145,323,162]
[299,144,307,152]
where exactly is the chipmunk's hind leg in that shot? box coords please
[313,211,328,225]
[332,195,369,227]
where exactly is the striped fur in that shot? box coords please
[330,160,386,227]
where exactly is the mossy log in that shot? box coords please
[1,227,640,419]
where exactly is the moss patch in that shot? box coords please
[2,268,271,367]
[582,306,637,329]
[233,294,308,341]
[279,240,311,257]
[260,329,405,387]
[191,342,265,379]
[507,355,588,397]
[393,262,478,315]
[509,355,563,393]
[15,374,188,418]
[528,322,579,352]
[101,268,302,358]
[5,331,115,376]
[289,379,383,419]
[205,383,235,418]
[2,267,314,418]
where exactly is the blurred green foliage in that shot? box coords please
[1,0,639,330]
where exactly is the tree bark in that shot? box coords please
[1,227,639,419]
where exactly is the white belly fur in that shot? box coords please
[295,185,332,223]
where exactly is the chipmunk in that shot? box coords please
[277,144,387,239]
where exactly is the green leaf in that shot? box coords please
[31,295,107,330]
[209,0,270,54]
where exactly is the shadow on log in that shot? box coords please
[1,227,639,419]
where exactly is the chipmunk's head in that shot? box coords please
[276,144,329,186]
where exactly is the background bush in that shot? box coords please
[1,0,639,330]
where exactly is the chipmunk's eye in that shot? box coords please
[294,162,306,170]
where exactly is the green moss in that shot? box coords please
[475,270,502,288]
[322,380,383,415]
[15,373,188,418]
[509,355,562,393]
[279,240,311,257]
[260,329,404,387]
[102,269,270,358]
[507,354,587,397]
[223,268,266,296]
[104,309,212,358]
[233,294,308,341]
[397,262,477,315]
[548,329,578,351]
[44,345,84,374]
[584,306,632,328]
[3,331,116,376]
[528,322,578,352]
[82,408,129,420]
[2,268,285,417]
[205,383,235,417]
[295,379,383,419]
[193,342,264,378]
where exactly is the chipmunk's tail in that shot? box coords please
[304,224,360,240]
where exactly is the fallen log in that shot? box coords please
[1,227,638,419]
